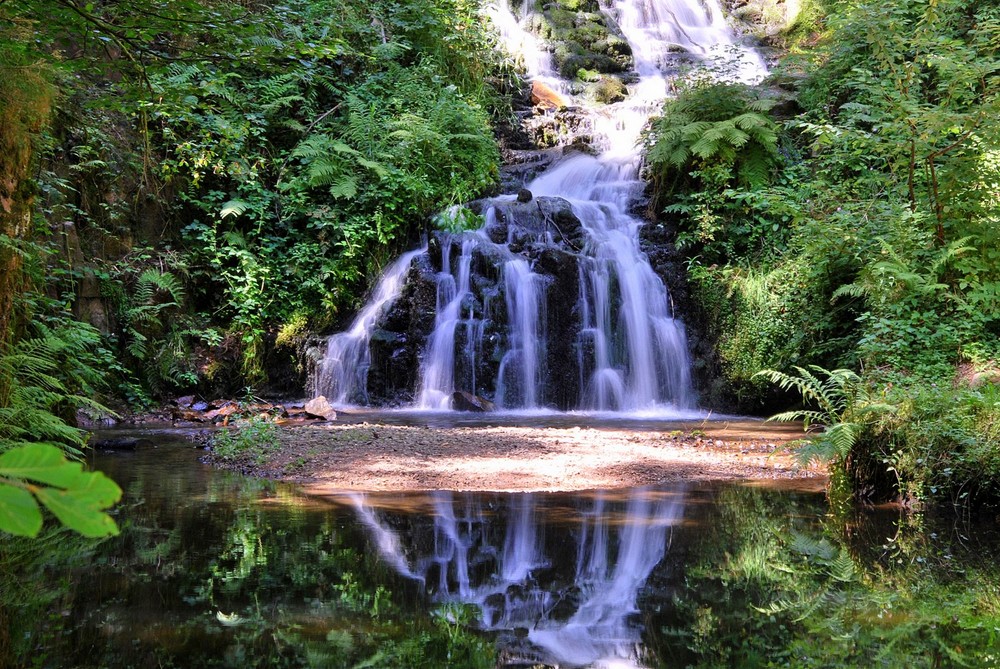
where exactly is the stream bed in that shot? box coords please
[5,430,1000,668]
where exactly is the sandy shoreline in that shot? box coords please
[208,420,829,494]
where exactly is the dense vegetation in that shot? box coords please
[645,0,1000,502]
[1,0,999,516]
[1,0,506,404]
[0,0,507,534]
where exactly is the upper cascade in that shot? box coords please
[312,0,767,414]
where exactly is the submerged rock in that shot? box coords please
[452,391,497,412]
[92,437,140,451]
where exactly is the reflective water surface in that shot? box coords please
[4,433,1000,668]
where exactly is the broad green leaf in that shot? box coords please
[0,443,86,488]
[34,472,122,538]
[0,484,43,537]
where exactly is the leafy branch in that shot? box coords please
[0,443,121,537]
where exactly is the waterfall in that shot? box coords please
[312,248,425,406]
[342,488,687,668]
[312,0,767,413]
[417,236,478,409]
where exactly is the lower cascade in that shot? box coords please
[311,0,765,412]
[344,488,687,668]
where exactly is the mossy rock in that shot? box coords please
[592,36,632,61]
[541,7,577,31]
[589,76,627,104]
[548,0,601,12]
[556,51,625,78]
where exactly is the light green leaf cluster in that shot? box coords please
[0,443,121,537]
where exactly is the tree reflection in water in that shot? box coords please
[2,439,999,668]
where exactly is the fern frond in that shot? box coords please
[746,98,778,113]
[832,282,867,301]
[220,199,251,220]
[824,422,860,459]
[769,409,826,424]
[138,269,185,305]
[328,175,358,199]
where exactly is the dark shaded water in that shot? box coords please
[3,431,1000,668]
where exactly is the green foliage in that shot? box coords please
[645,0,1000,501]
[0,322,122,539]
[100,261,201,397]
[0,444,121,537]
[5,0,508,395]
[144,2,502,388]
[756,365,896,467]
[210,416,280,465]
[644,70,788,266]
[646,73,780,194]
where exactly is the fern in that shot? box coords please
[0,325,115,458]
[220,199,251,220]
[755,365,897,465]
[645,79,780,194]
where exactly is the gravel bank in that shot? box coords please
[206,420,828,493]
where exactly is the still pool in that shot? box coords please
[3,431,999,668]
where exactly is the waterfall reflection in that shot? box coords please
[345,487,687,668]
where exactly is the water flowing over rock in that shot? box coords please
[312,0,767,413]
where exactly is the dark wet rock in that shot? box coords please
[499,149,560,193]
[517,188,533,203]
[365,254,438,405]
[485,196,585,251]
[92,437,140,451]
[304,396,338,421]
[452,390,496,412]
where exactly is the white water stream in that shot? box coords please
[311,247,425,404]
[313,0,766,414]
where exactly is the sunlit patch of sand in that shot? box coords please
[283,422,825,494]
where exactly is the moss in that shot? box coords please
[591,76,627,104]
[552,0,600,12]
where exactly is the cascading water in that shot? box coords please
[312,248,425,406]
[342,488,687,668]
[311,0,766,412]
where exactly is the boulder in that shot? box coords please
[452,391,496,412]
[304,395,338,421]
[530,80,568,110]
[174,395,196,408]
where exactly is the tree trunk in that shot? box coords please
[0,54,53,400]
